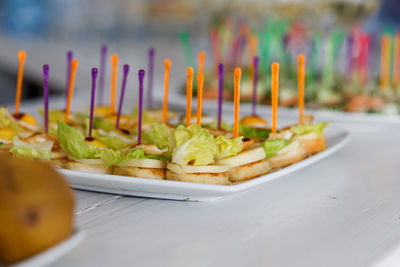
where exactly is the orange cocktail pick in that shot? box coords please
[186,67,194,126]
[198,51,206,75]
[298,54,305,125]
[379,34,391,90]
[110,54,119,113]
[65,59,79,123]
[15,50,26,115]
[162,59,172,123]
[271,62,280,133]
[249,34,258,76]
[393,33,400,88]
[196,72,204,125]
[233,68,241,137]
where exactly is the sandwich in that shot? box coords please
[166,124,230,185]
[109,122,171,179]
[0,107,38,151]
[216,136,271,182]
[239,115,271,140]
[9,133,67,168]
[57,122,112,174]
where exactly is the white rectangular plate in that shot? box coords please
[60,126,349,201]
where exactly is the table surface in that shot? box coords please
[2,36,400,267]
[46,121,399,267]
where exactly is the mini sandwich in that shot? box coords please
[108,122,171,180]
[0,107,38,151]
[111,145,168,180]
[290,122,328,156]
[239,115,271,140]
[263,138,305,169]
[216,137,271,182]
[166,124,230,185]
[9,133,67,168]
[57,122,112,174]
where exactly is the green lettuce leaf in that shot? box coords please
[57,122,98,159]
[169,124,216,166]
[93,132,130,150]
[0,141,3,146]
[262,139,290,159]
[143,123,170,149]
[100,148,167,168]
[0,107,22,131]
[290,122,329,136]
[215,135,243,159]
[9,137,52,160]
[239,124,271,139]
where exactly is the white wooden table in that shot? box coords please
[44,120,399,267]
[2,36,400,267]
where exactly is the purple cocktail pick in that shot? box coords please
[252,56,259,116]
[43,65,49,134]
[65,51,73,108]
[147,48,155,109]
[98,45,107,106]
[89,68,98,140]
[217,63,224,129]
[138,69,145,145]
[116,64,130,129]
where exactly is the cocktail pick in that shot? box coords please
[178,30,194,67]
[196,73,204,125]
[271,62,280,133]
[65,51,73,107]
[15,50,26,115]
[162,59,172,123]
[217,64,224,129]
[147,48,155,109]
[210,29,220,73]
[137,69,145,145]
[65,59,79,123]
[233,68,241,138]
[110,54,119,113]
[251,56,259,116]
[98,45,107,105]
[43,65,49,134]
[393,33,400,88]
[380,34,391,90]
[297,54,305,125]
[198,51,206,74]
[186,67,194,127]
[88,68,98,140]
[116,64,130,129]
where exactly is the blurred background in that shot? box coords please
[0,0,399,115]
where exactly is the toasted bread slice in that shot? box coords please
[295,133,326,155]
[66,160,113,174]
[166,170,230,185]
[268,141,305,169]
[113,166,165,179]
[228,159,271,182]
[49,158,66,169]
